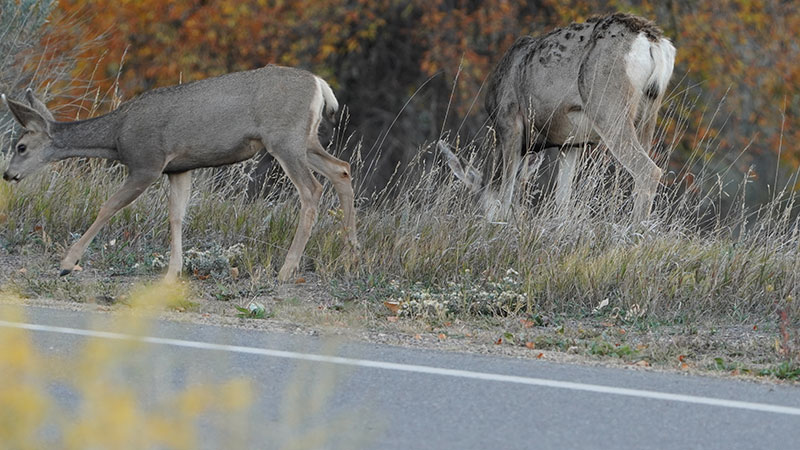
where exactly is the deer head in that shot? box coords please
[2,89,56,182]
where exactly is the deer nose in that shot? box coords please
[2,172,10,181]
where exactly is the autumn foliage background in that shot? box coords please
[4,0,800,203]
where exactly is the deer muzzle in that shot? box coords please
[3,171,20,182]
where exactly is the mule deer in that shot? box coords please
[2,65,358,282]
[441,13,675,221]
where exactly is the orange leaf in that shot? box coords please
[525,342,535,349]
[536,353,544,359]
[438,333,447,340]
[294,277,306,284]
[383,301,400,314]
[678,354,686,362]
[680,362,689,370]
[495,337,503,345]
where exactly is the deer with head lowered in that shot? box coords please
[440,13,675,221]
[2,65,358,282]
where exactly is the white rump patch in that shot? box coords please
[308,77,327,138]
[625,33,676,100]
[310,78,325,119]
[624,34,654,93]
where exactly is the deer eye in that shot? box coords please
[17,144,27,154]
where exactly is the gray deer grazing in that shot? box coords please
[440,13,675,221]
[2,65,358,282]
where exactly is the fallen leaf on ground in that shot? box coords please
[680,362,690,370]
[383,301,400,314]
[525,342,535,349]
[386,316,398,323]
[230,267,239,279]
[294,277,306,284]
[495,338,503,345]
[634,360,650,367]
[438,333,447,340]
[536,353,544,359]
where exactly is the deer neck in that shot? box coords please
[51,112,120,161]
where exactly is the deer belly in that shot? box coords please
[164,138,264,172]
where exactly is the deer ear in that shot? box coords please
[3,94,49,134]
[25,88,55,122]
[438,140,483,192]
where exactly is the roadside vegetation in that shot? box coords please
[1,0,799,395]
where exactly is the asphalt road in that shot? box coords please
[2,305,799,449]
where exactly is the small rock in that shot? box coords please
[92,295,116,305]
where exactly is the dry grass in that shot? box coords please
[2,96,799,324]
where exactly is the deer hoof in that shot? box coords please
[277,267,296,283]
[59,269,71,277]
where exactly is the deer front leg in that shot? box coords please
[555,147,580,211]
[165,171,192,282]
[496,112,524,219]
[59,172,160,276]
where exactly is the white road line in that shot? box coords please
[2,319,799,416]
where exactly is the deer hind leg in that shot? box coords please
[60,171,160,275]
[555,147,580,211]
[580,45,662,221]
[636,100,659,152]
[165,171,192,282]
[307,142,359,253]
[591,112,661,221]
[268,143,323,283]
